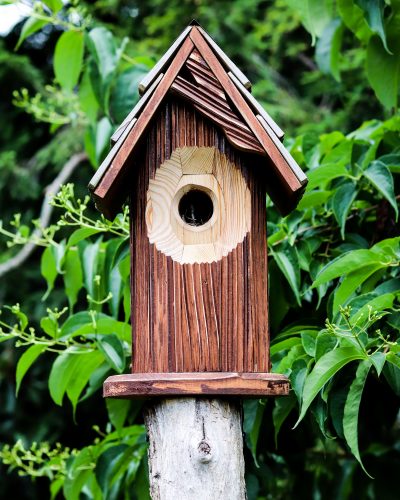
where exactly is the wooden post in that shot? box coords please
[144,398,246,500]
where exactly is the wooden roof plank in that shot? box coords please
[189,27,302,194]
[256,115,307,185]
[196,26,252,91]
[88,118,137,192]
[228,72,284,141]
[111,73,164,145]
[92,36,196,211]
[138,25,192,95]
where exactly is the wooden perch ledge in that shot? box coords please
[103,372,290,398]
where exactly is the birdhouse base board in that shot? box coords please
[103,372,289,398]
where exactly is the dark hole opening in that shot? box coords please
[178,189,214,226]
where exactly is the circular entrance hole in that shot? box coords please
[178,189,214,226]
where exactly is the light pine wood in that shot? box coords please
[144,398,246,500]
[146,146,251,264]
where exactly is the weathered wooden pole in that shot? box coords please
[89,21,307,499]
[144,398,245,499]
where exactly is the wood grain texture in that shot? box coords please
[104,373,290,397]
[145,146,251,264]
[170,50,263,154]
[144,398,246,499]
[130,99,270,375]
[189,27,303,195]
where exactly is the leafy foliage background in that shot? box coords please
[0,0,400,499]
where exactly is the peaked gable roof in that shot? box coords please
[89,24,307,220]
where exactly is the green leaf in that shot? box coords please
[15,17,48,50]
[79,70,99,126]
[272,243,301,305]
[80,240,101,297]
[370,351,386,376]
[106,399,131,432]
[48,348,84,406]
[43,0,63,12]
[110,65,148,123]
[270,337,302,357]
[95,117,113,165]
[87,27,118,81]
[68,228,101,247]
[64,249,83,311]
[16,344,46,395]
[316,18,344,81]
[97,334,126,373]
[41,246,58,300]
[363,160,398,220]
[66,351,105,413]
[295,347,366,426]
[243,400,265,466]
[355,0,391,53]
[350,292,395,322]
[315,333,337,361]
[301,332,316,357]
[64,447,101,500]
[87,27,118,110]
[54,31,84,92]
[384,356,400,395]
[366,35,400,109]
[333,264,383,315]
[272,394,296,447]
[297,190,332,210]
[286,0,334,44]
[306,163,348,190]
[312,249,384,288]
[337,0,372,42]
[332,182,357,239]
[343,359,372,477]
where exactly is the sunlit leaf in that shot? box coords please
[54,31,84,91]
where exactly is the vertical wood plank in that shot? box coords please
[130,98,269,374]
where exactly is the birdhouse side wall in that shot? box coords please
[130,98,270,374]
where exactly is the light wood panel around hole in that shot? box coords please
[146,146,251,264]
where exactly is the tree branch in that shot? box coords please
[0,152,88,278]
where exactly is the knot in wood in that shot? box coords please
[197,439,212,463]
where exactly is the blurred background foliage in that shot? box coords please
[0,0,399,499]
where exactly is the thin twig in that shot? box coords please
[0,152,88,278]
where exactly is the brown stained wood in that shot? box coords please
[189,27,303,194]
[104,372,290,398]
[130,99,270,375]
[228,71,284,140]
[196,26,252,90]
[92,36,195,218]
[171,77,264,154]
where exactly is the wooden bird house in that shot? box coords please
[89,22,307,398]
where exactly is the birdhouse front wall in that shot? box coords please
[130,98,270,374]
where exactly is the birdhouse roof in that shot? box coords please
[89,22,307,220]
